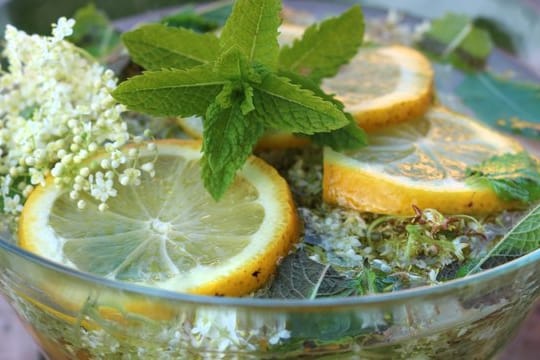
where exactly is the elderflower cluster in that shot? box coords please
[0,18,149,217]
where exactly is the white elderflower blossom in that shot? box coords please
[51,17,75,42]
[0,19,150,218]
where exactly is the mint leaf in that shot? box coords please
[112,65,226,117]
[263,249,357,299]
[220,0,281,69]
[311,120,367,151]
[465,203,540,275]
[214,46,249,80]
[281,70,367,150]
[418,13,493,70]
[202,97,265,200]
[466,152,540,204]
[456,73,540,139]
[252,73,349,134]
[68,4,120,59]
[161,2,233,31]
[278,6,364,83]
[122,24,220,70]
[473,17,516,54]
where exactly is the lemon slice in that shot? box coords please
[19,139,299,296]
[278,24,434,131]
[321,45,434,131]
[323,106,521,215]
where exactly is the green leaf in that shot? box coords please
[278,5,364,83]
[465,203,540,275]
[418,13,493,70]
[214,46,248,80]
[252,73,350,134]
[160,2,233,31]
[68,4,120,59]
[311,119,367,151]
[466,152,540,204]
[280,70,367,150]
[220,0,281,69]
[122,24,220,70]
[456,73,540,139]
[112,65,226,117]
[473,17,516,54]
[202,97,265,200]
[264,249,357,299]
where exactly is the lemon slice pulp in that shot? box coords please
[321,45,434,131]
[19,139,299,296]
[323,107,522,215]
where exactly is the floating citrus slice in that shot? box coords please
[279,24,434,131]
[19,139,299,297]
[323,106,521,215]
[321,45,434,131]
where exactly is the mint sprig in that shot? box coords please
[279,6,364,84]
[113,0,365,200]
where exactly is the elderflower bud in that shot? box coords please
[77,200,86,210]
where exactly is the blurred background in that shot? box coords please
[0,0,538,73]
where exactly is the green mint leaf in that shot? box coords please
[263,249,357,299]
[465,203,540,275]
[220,0,281,69]
[280,69,367,150]
[161,2,233,31]
[252,73,349,134]
[456,73,540,139]
[202,97,265,200]
[466,152,540,204]
[473,17,516,54]
[162,8,219,32]
[112,65,226,117]
[214,46,248,80]
[122,24,220,70]
[418,13,493,70]
[311,119,367,151]
[278,6,364,83]
[68,4,120,59]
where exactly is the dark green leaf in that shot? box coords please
[466,152,540,204]
[264,249,357,299]
[473,17,516,54]
[220,0,281,69]
[278,6,364,84]
[161,2,233,31]
[456,73,540,139]
[202,97,265,200]
[252,73,350,134]
[112,65,226,117]
[418,13,493,70]
[68,4,120,59]
[161,7,217,32]
[122,24,220,70]
[465,203,540,275]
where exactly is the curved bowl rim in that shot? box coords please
[1,235,539,309]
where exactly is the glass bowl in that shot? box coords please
[0,0,539,359]
[1,232,539,359]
